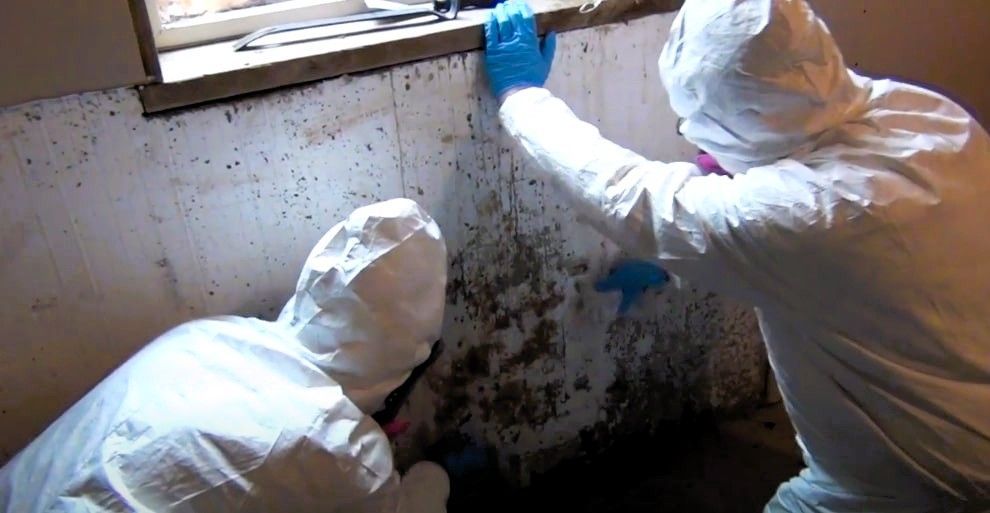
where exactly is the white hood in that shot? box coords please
[659,0,871,173]
[277,198,447,414]
[0,198,449,513]
[500,0,990,507]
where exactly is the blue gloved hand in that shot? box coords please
[595,260,670,315]
[483,0,557,100]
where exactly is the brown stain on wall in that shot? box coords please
[415,104,766,481]
[426,148,576,442]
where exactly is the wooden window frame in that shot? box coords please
[130,0,683,113]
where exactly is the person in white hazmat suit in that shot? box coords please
[0,198,451,513]
[483,0,990,511]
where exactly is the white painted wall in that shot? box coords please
[0,15,768,477]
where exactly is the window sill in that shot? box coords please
[138,0,681,113]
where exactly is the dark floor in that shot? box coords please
[451,405,802,513]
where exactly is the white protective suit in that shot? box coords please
[499,0,990,511]
[0,198,450,513]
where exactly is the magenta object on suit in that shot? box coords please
[696,153,729,176]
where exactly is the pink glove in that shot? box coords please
[696,153,729,176]
[383,419,411,439]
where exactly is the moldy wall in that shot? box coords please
[0,14,769,479]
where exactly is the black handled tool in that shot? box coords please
[234,0,497,51]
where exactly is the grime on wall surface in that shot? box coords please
[0,14,767,478]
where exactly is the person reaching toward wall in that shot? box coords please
[483,0,990,511]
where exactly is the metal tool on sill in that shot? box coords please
[233,0,497,51]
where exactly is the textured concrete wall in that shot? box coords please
[0,14,767,479]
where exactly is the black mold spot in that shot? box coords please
[573,376,590,391]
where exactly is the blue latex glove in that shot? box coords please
[443,445,490,478]
[595,260,670,315]
[483,0,557,99]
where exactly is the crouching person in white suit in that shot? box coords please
[0,198,451,513]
